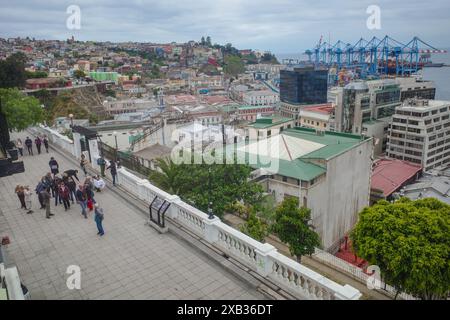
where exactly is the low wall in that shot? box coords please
[29,126,362,300]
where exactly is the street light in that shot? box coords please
[208,202,214,220]
[68,113,74,128]
[113,131,118,161]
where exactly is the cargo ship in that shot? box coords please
[419,53,445,68]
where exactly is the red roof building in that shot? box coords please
[370,158,422,204]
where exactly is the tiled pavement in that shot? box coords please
[0,132,266,300]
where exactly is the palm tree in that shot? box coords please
[148,157,182,194]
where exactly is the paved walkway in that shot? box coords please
[0,132,266,300]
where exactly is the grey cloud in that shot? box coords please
[0,0,449,53]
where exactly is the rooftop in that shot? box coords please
[401,173,450,204]
[248,116,292,129]
[234,127,369,181]
[238,105,275,111]
[301,103,334,115]
[371,158,422,197]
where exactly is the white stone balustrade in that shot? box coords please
[27,126,363,300]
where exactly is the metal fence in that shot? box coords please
[98,141,153,177]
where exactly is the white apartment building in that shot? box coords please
[386,99,450,171]
[242,90,279,106]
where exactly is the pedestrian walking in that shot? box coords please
[25,137,33,155]
[97,155,106,177]
[58,182,71,211]
[94,203,105,236]
[49,157,59,176]
[75,185,88,219]
[23,186,33,214]
[16,139,24,157]
[53,174,63,206]
[15,185,26,210]
[106,160,118,186]
[66,176,77,204]
[35,136,42,155]
[41,188,53,219]
[35,178,47,209]
[43,135,49,153]
[80,154,88,175]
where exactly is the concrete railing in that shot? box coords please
[28,126,362,300]
[312,248,416,300]
[30,125,76,157]
[115,167,362,300]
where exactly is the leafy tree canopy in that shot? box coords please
[272,197,321,262]
[351,198,450,300]
[241,209,268,242]
[148,157,264,217]
[0,88,44,131]
[0,52,27,88]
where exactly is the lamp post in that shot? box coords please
[208,202,214,220]
[207,167,215,220]
[113,131,118,161]
[68,113,74,128]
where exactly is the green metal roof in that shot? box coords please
[225,127,369,181]
[238,105,273,110]
[283,127,368,161]
[248,117,293,129]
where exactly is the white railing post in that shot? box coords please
[334,284,362,300]
[255,243,277,277]
[165,195,182,219]
[203,218,221,243]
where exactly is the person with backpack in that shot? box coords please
[35,177,49,209]
[25,137,33,155]
[43,135,49,153]
[35,136,42,155]
[49,157,59,176]
[94,203,105,236]
[97,156,106,177]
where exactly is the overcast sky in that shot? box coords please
[1,0,449,53]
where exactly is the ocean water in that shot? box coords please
[276,50,450,100]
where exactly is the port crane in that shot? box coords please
[304,35,447,79]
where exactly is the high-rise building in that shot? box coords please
[331,79,402,155]
[386,99,450,171]
[280,66,328,105]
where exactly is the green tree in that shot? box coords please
[206,36,212,47]
[25,70,48,79]
[73,70,86,79]
[224,55,245,77]
[201,36,206,46]
[241,210,268,242]
[261,52,280,64]
[0,52,27,88]
[272,197,321,262]
[0,88,44,132]
[350,198,450,300]
[148,157,264,218]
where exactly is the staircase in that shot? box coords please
[129,121,163,152]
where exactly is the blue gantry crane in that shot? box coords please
[304,35,447,79]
